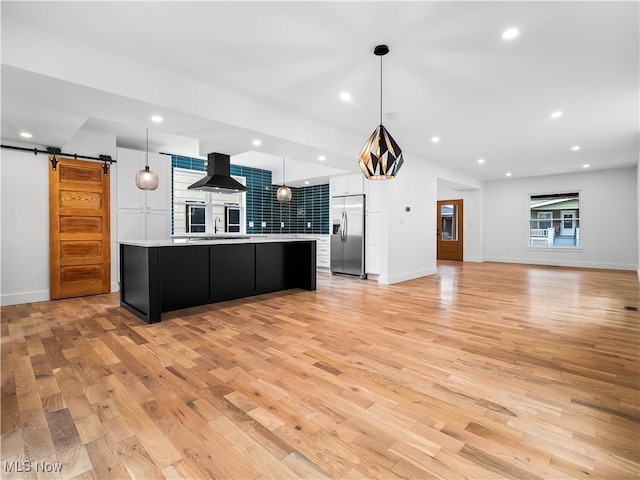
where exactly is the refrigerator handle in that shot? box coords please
[343,210,348,242]
[340,211,345,242]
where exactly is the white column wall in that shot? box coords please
[378,161,437,285]
[1,148,50,305]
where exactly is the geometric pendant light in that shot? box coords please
[135,128,159,190]
[358,44,404,180]
[276,157,292,202]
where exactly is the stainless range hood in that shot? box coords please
[188,152,247,193]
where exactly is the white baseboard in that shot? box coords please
[378,267,437,285]
[464,256,484,263]
[1,290,49,306]
[2,283,120,307]
[484,256,636,271]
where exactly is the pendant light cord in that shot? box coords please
[380,54,383,126]
[282,157,285,186]
[146,128,149,168]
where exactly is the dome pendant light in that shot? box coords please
[276,157,292,202]
[135,128,159,190]
[358,44,404,180]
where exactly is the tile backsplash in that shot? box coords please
[171,155,329,235]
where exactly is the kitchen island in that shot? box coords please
[119,237,316,323]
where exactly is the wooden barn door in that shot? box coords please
[49,157,110,299]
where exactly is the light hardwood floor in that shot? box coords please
[1,261,639,479]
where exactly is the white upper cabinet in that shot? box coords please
[117,148,171,210]
[116,148,171,241]
[330,173,364,196]
[145,153,171,211]
[116,149,145,209]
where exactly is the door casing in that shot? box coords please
[437,199,464,261]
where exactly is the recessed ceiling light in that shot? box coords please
[571,145,580,151]
[550,111,563,119]
[252,139,262,146]
[339,91,352,102]
[506,172,512,177]
[304,181,310,185]
[477,158,485,164]
[583,164,590,168]
[431,136,440,143]
[502,28,519,40]
[318,155,326,161]
[151,115,163,123]
[20,132,32,138]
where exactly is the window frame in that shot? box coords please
[527,191,582,250]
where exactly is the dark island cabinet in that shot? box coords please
[120,240,316,323]
[256,243,286,291]
[160,245,210,311]
[210,244,256,300]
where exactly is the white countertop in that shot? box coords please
[118,236,319,247]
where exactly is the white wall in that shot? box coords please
[376,154,485,285]
[1,148,50,304]
[1,135,119,306]
[378,161,436,285]
[484,167,638,270]
[637,157,640,280]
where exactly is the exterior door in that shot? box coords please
[560,210,575,236]
[437,199,463,261]
[49,157,111,299]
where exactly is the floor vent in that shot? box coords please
[623,306,638,311]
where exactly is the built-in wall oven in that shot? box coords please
[226,206,241,233]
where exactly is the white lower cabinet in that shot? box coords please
[365,213,380,275]
[315,235,330,268]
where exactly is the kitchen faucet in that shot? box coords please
[214,217,222,234]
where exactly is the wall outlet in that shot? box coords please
[281,222,285,228]
[249,221,254,228]
[261,221,266,228]
[307,222,311,228]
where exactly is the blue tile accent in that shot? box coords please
[172,155,329,234]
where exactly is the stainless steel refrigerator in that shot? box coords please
[331,194,366,278]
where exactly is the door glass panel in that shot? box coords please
[440,204,457,241]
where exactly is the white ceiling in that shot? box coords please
[1,1,638,187]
